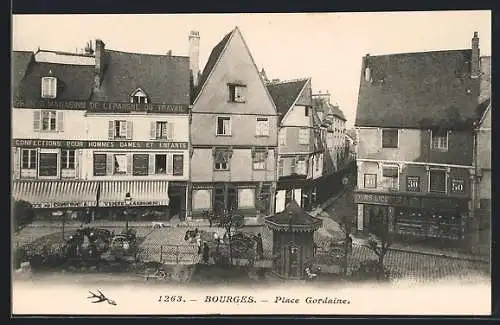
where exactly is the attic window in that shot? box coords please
[228,84,246,103]
[41,77,57,99]
[131,89,148,104]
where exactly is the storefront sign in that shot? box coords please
[32,202,93,209]
[13,98,189,114]
[354,192,407,206]
[101,201,163,207]
[12,138,188,150]
[13,98,87,110]
[88,102,188,114]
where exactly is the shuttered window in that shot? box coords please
[93,154,107,176]
[61,149,75,169]
[252,148,267,170]
[382,129,398,148]
[38,152,58,177]
[256,118,269,136]
[173,154,184,176]
[214,148,230,170]
[132,154,149,176]
[431,130,448,150]
[216,117,231,136]
[382,166,399,190]
[298,128,309,145]
[155,154,167,174]
[41,77,57,98]
[109,120,133,140]
[21,149,37,169]
[113,154,128,175]
[429,169,446,193]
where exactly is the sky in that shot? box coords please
[12,11,491,128]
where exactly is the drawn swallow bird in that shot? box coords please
[87,289,117,306]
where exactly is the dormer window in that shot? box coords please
[130,88,148,104]
[41,77,57,99]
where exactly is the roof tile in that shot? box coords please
[355,50,481,130]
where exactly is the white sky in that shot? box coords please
[12,11,491,127]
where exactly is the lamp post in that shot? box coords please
[124,192,132,231]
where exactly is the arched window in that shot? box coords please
[130,88,149,104]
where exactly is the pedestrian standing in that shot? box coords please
[347,235,353,253]
[256,233,264,260]
[209,215,213,228]
[203,243,210,264]
[196,235,202,254]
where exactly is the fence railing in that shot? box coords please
[137,244,199,265]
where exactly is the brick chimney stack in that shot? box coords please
[471,31,480,79]
[94,39,106,89]
[189,30,200,87]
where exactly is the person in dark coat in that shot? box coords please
[256,233,264,260]
[202,242,210,264]
[347,235,353,253]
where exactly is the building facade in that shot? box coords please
[188,27,279,219]
[266,78,321,212]
[354,32,487,244]
[473,55,491,254]
[12,49,95,220]
[12,40,191,220]
[312,92,349,171]
[86,40,191,220]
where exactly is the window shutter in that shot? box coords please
[168,122,174,141]
[167,153,174,175]
[13,148,20,179]
[150,121,156,139]
[108,121,114,140]
[148,153,155,175]
[33,111,41,132]
[227,119,232,136]
[126,121,133,140]
[106,154,114,175]
[57,111,64,132]
[127,154,133,175]
[74,150,80,179]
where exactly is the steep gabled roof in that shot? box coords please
[192,30,234,102]
[355,49,481,130]
[14,59,95,101]
[266,78,309,122]
[93,50,190,105]
[11,51,34,94]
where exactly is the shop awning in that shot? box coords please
[98,180,169,207]
[12,180,99,209]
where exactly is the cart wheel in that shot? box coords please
[158,271,167,280]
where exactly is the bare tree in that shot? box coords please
[338,215,354,276]
[219,207,245,265]
[365,217,392,279]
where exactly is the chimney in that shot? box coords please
[364,53,371,82]
[94,39,106,90]
[471,31,480,79]
[272,78,280,83]
[189,30,200,87]
[260,68,269,83]
[167,50,172,56]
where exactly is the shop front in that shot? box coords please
[12,180,100,221]
[355,190,469,241]
[95,180,173,221]
[190,182,274,219]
